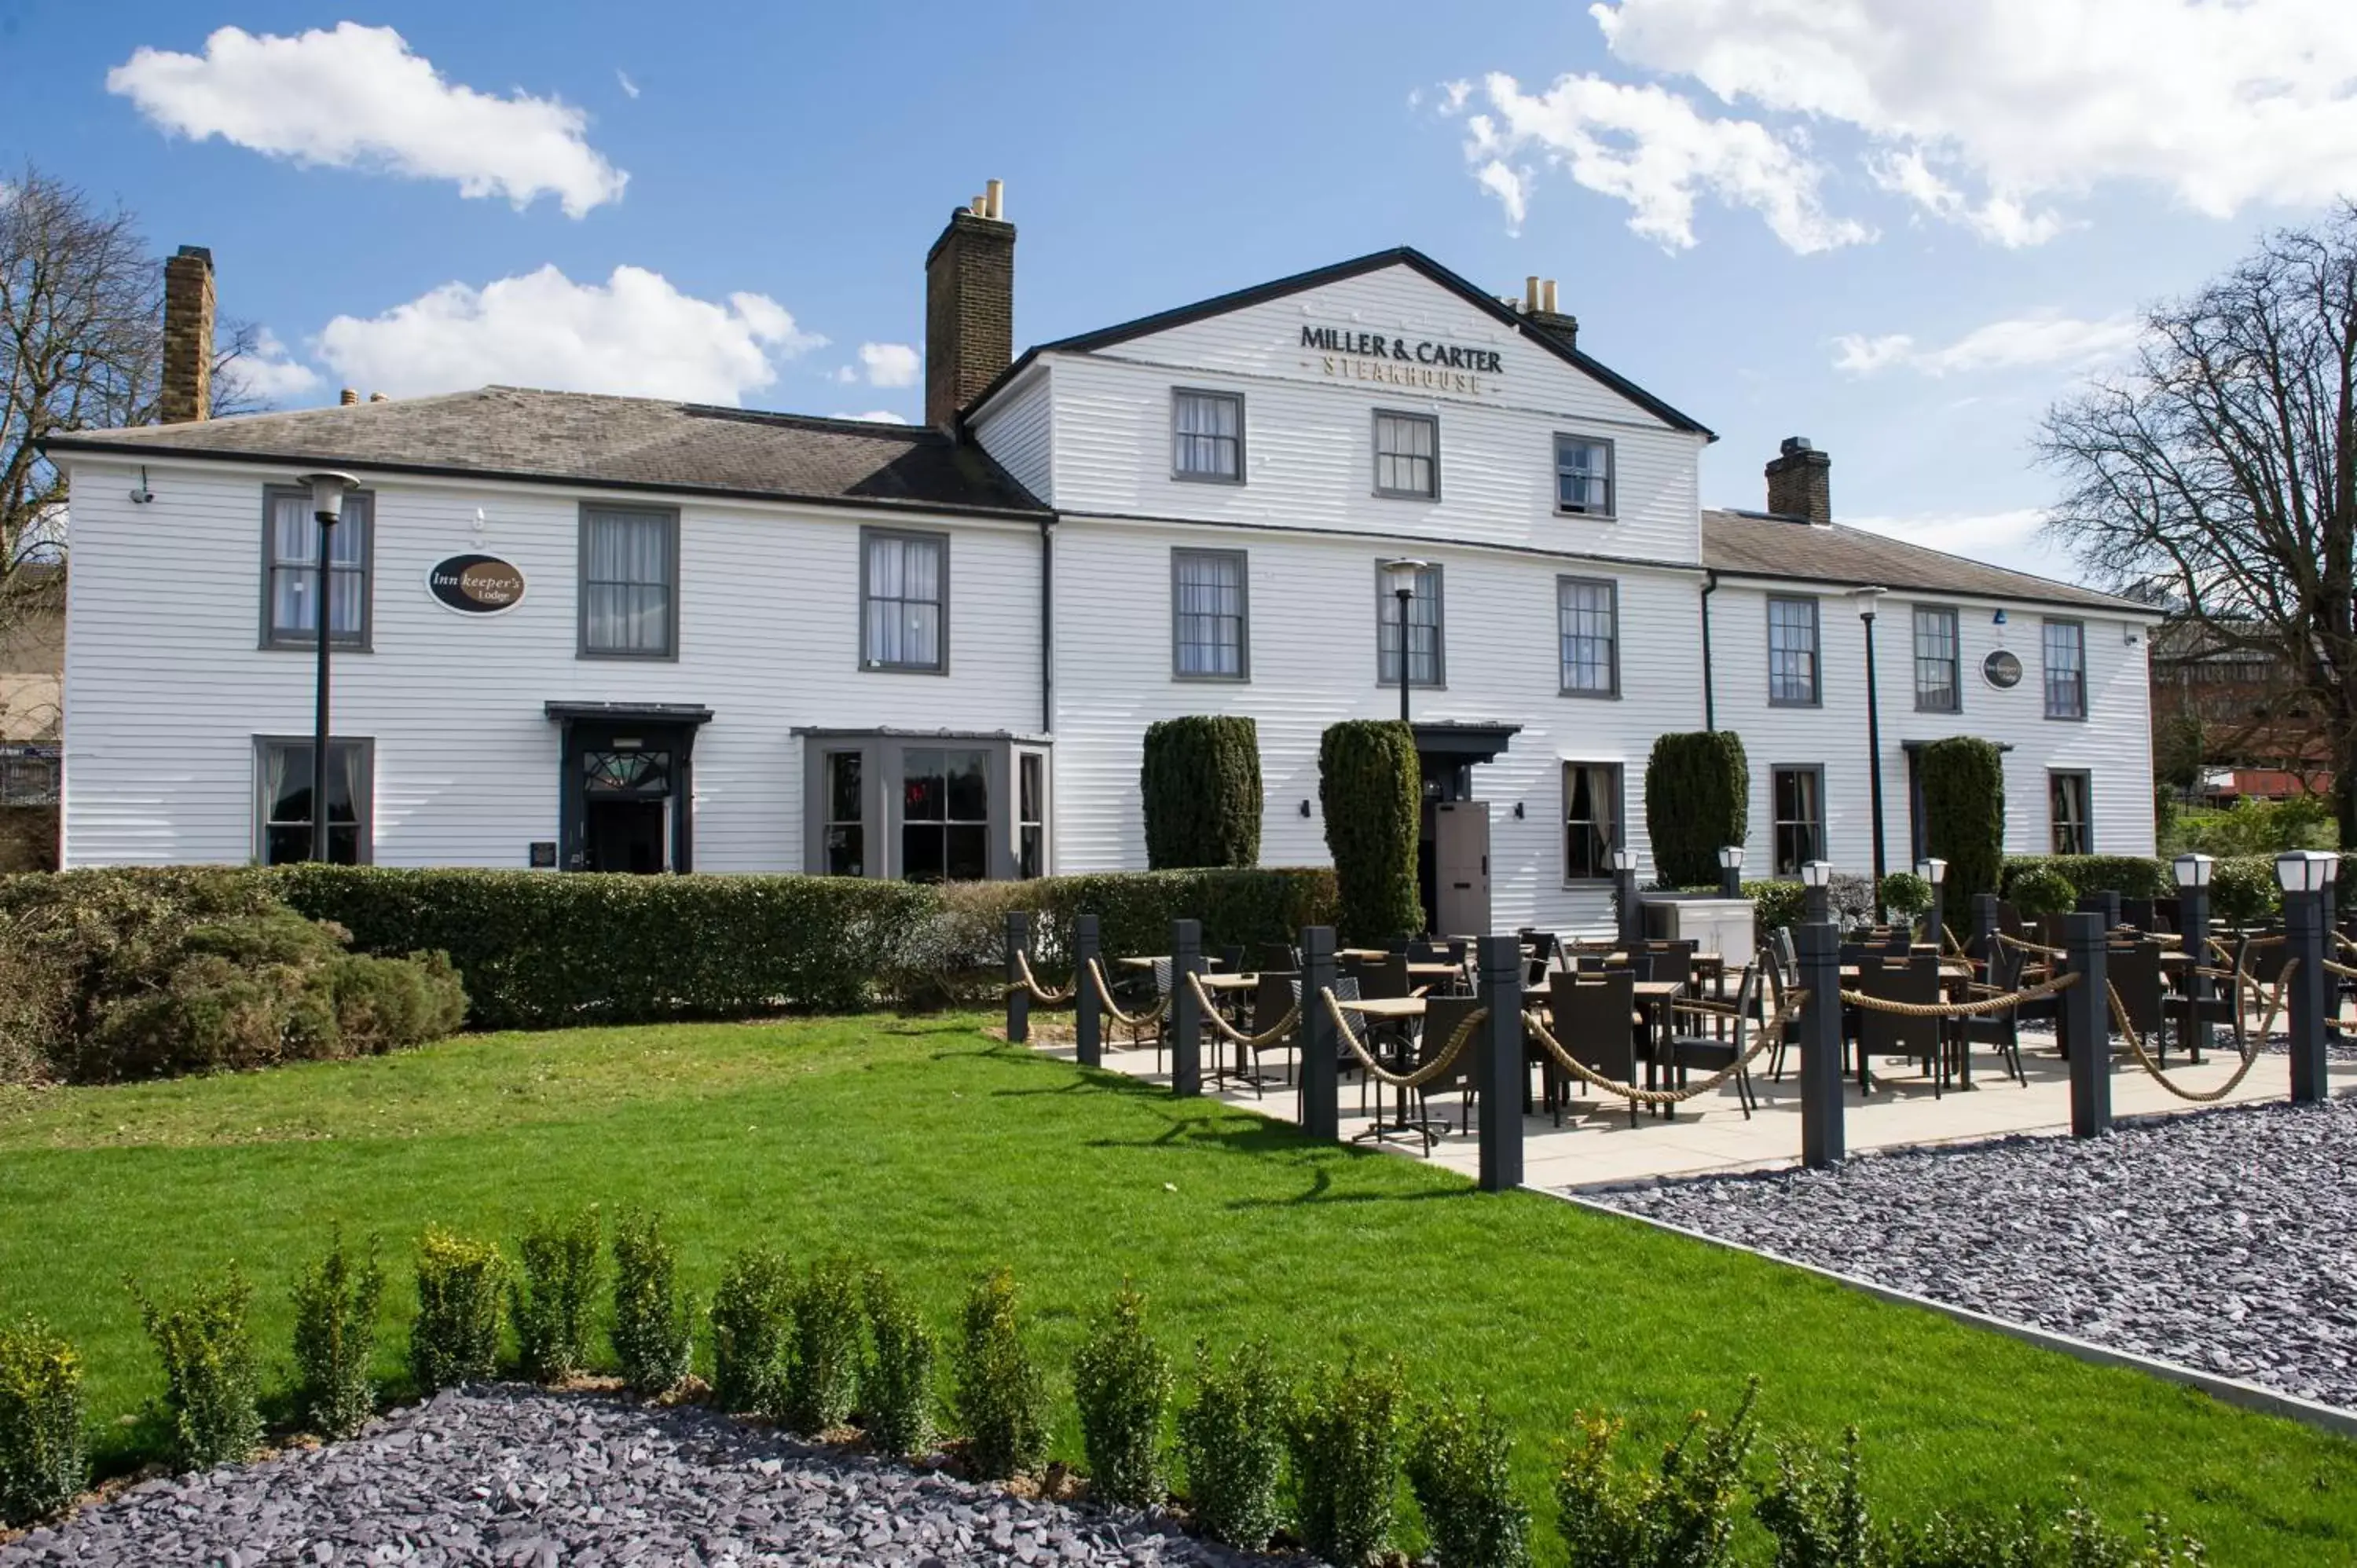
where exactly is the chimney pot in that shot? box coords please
[1541,278,1558,313]
[368,392,387,403]
[925,185,1017,430]
[159,245,217,424]
[339,388,359,405]
[1524,275,1540,311]
[984,178,1004,220]
[1765,434,1833,525]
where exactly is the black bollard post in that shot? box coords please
[2324,880,2344,1044]
[1073,914,1102,1069]
[2176,882,2211,1061]
[2078,889,2121,932]
[1804,883,1831,926]
[1797,921,1845,1168]
[1298,925,1339,1140]
[2286,886,2329,1104]
[1005,911,1032,1046]
[1475,933,1525,1193]
[2063,911,2110,1137]
[1926,882,1947,953]
[1970,892,1999,970]
[1170,918,1203,1097]
[1615,866,1643,948]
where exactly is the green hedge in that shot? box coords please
[1915,738,2004,904]
[1141,717,1264,870]
[277,866,939,1030]
[1998,855,2171,900]
[1644,733,1748,888]
[1318,721,1422,943]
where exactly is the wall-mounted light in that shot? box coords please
[472,506,488,536]
[1512,801,1526,819]
[1299,799,1312,819]
[128,465,156,504]
[1992,609,2008,625]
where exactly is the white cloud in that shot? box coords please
[856,342,920,388]
[830,410,910,424]
[229,328,321,399]
[1450,71,1871,253]
[615,69,640,100]
[1833,311,2143,377]
[107,24,627,217]
[315,265,823,403]
[1591,0,2357,243]
[1846,507,2066,577]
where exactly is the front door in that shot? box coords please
[1433,800,1492,937]
[559,720,695,873]
[585,796,668,874]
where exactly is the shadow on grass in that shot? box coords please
[1220,1163,1478,1211]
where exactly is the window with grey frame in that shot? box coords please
[1558,576,1618,696]
[1767,596,1820,705]
[1018,753,1046,879]
[1372,410,1439,499]
[1171,548,1248,679]
[1171,389,1244,482]
[580,505,676,657]
[1376,562,1443,687]
[863,529,948,672]
[1912,604,1960,713]
[1563,762,1621,881]
[823,750,864,876]
[2050,770,2091,854]
[264,486,371,649]
[901,746,988,881]
[255,736,371,866]
[1771,765,1824,875]
[1554,435,1613,516]
[2043,619,2086,719]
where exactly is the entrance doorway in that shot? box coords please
[545,702,713,874]
[585,796,668,874]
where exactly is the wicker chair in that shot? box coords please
[1661,962,1763,1119]
[1547,970,1645,1127]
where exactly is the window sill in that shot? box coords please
[580,649,680,662]
[1554,508,1617,522]
[1173,672,1251,683]
[1559,687,1620,700]
[1172,472,1246,486]
[1768,698,1823,709]
[1913,702,1962,715]
[860,662,950,676]
[262,639,372,654]
[1371,490,1440,503]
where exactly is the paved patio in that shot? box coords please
[1024,1011,2357,1190]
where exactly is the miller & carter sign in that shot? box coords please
[428,554,526,615]
[1299,324,1502,394]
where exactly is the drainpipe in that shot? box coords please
[1699,571,1719,731]
[1039,516,1056,735]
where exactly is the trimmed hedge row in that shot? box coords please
[1996,855,2172,900]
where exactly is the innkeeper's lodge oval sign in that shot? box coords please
[428,554,526,615]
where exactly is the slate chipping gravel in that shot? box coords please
[0,1387,1280,1568]
[1599,1094,2357,1412]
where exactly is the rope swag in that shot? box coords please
[1317,987,1487,1090]
[1183,970,1299,1049]
[2104,958,2299,1104]
[1083,958,1169,1031]
[1002,949,1077,1007]
[1519,999,1794,1108]
[1840,971,2080,1017]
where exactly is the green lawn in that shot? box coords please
[2,1015,2351,1561]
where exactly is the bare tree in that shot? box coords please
[2040,203,2357,859]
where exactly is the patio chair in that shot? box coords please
[1231,973,1299,1095]
[1415,995,1486,1145]
[2121,896,2157,935]
[1661,961,1763,1119]
[1255,942,1301,977]
[1962,936,2030,1086]
[1854,956,1944,1097]
[2109,940,2172,1063]
[1548,970,1646,1127]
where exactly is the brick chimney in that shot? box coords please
[925,180,1014,429]
[1520,275,1578,350]
[159,245,215,424]
[1765,435,1831,525]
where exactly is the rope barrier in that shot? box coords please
[1996,931,2066,959]
[1085,958,1169,1033]
[1183,970,1300,1049]
[2106,971,2281,1104]
[1839,971,2080,1017]
[1519,999,1794,1108]
[1002,949,1077,1007]
[1318,988,1487,1090]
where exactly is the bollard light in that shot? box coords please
[1915,857,1946,885]
[1799,859,1833,888]
[2172,852,2214,889]
[1717,844,1746,871]
[1611,846,1633,874]
[2275,849,2338,894]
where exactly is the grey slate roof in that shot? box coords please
[43,386,1048,519]
[1701,507,2149,614]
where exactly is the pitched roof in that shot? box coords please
[42,387,1049,519]
[1701,508,2154,614]
[966,246,1716,439]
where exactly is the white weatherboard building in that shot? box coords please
[47,191,2161,936]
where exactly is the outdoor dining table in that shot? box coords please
[1325,994,1447,1147]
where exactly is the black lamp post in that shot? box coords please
[1851,586,1889,892]
[298,471,358,864]
[1382,558,1429,730]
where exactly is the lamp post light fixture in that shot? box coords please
[296,471,359,865]
[1800,856,1834,925]
[1717,842,1745,898]
[1381,558,1430,731]
[1915,856,1947,947]
[1850,585,1889,891]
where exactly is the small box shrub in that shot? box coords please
[1554,1379,1758,1568]
[709,1246,794,1417]
[862,1267,936,1457]
[1072,1284,1171,1508]
[952,1266,1047,1480]
[289,1229,384,1440]
[1877,871,1932,923]
[611,1208,692,1394]
[410,1227,505,1392]
[1289,1356,1406,1568]
[786,1256,864,1435]
[130,1267,262,1471]
[1752,1427,1872,1568]
[0,1316,87,1526]
[2007,866,2079,920]
[1406,1395,1530,1568]
[1177,1339,1287,1550]
[513,1207,602,1383]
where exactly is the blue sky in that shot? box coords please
[4,1,2348,581]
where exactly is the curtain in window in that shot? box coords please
[1379,568,1441,685]
[1175,393,1241,478]
[271,496,367,639]
[866,534,943,667]
[1769,599,1818,702]
[1559,580,1615,691]
[339,742,365,826]
[585,510,671,652]
[1375,415,1436,496]
[1175,551,1244,676]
